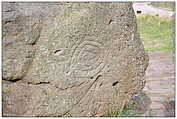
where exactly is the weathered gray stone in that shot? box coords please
[2,16,42,81]
[2,2,149,117]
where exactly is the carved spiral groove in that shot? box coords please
[68,40,105,79]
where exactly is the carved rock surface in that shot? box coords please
[2,2,149,117]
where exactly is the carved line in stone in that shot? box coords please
[66,39,106,79]
[63,73,102,115]
[59,39,107,114]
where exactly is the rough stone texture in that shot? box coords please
[2,2,149,117]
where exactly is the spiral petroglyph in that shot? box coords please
[66,39,106,79]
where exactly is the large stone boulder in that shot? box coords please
[2,2,149,117]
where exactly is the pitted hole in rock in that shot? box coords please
[54,49,61,54]
[54,49,64,56]
[99,82,103,87]
[108,19,114,25]
[121,14,125,17]
[125,24,130,31]
[112,81,119,86]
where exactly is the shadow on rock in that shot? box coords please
[125,91,152,115]
[163,97,175,117]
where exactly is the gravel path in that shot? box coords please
[133,3,174,17]
[144,52,175,117]
[129,52,175,117]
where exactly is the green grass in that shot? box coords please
[118,106,137,117]
[104,108,122,117]
[137,14,175,53]
[103,103,155,117]
[151,2,175,11]
[103,104,137,117]
[152,5,174,11]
